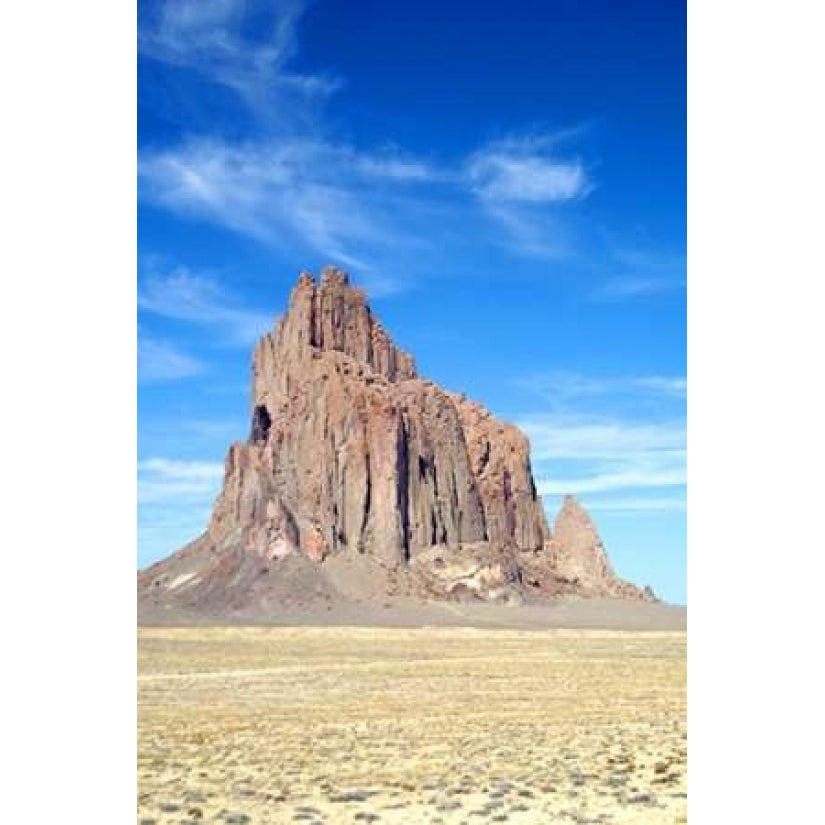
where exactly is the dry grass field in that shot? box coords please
[138,627,686,825]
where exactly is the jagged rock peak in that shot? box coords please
[263,266,417,384]
[552,495,616,580]
[557,494,592,522]
[549,495,655,601]
[320,264,350,286]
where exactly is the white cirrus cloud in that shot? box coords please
[467,150,589,203]
[138,334,204,383]
[466,132,592,203]
[464,133,593,259]
[139,4,611,273]
[578,495,687,512]
[512,368,686,510]
[591,275,684,300]
[518,371,687,404]
[139,458,225,482]
[479,202,575,259]
[518,415,686,462]
[138,456,225,564]
[536,465,686,496]
[138,267,273,345]
[517,408,685,508]
[138,124,599,274]
[353,151,437,182]
[138,457,225,504]
[138,0,339,117]
[590,248,686,301]
[138,138,443,290]
[633,376,687,397]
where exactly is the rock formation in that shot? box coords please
[138,266,655,616]
[538,496,656,600]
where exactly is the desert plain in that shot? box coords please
[138,612,686,825]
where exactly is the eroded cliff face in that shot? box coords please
[139,266,655,612]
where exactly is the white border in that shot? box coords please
[2,0,824,820]
[689,0,825,821]
[1,1,135,820]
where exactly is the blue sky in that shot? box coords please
[137,0,686,603]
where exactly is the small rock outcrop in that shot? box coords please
[138,267,655,614]
[542,496,651,599]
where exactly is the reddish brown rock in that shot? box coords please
[138,266,656,613]
[541,495,652,600]
[451,393,548,553]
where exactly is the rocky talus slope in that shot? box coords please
[139,267,654,617]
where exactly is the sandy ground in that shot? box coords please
[138,626,686,824]
[138,596,686,632]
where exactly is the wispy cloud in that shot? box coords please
[138,456,225,564]
[521,414,686,503]
[353,149,438,182]
[138,0,338,119]
[514,369,686,512]
[140,2,600,276]
[138,333,204,383]
[590,249,686,301]
[536,463,686,495]
[138,457,224,504]
[581,495,687,512]
[479,202,575,259]
[138,138,445,290]
[518,371,687,405]
[139,3,674,290]
[467,144,590,203]
[520,415,686,462]
[140,458,225,481]
[591,275,683,300]
[138,266,273,345]
[139,416,248,455]
[633,376,687,397]
[186,418,247,439]
[465,134,593,259]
